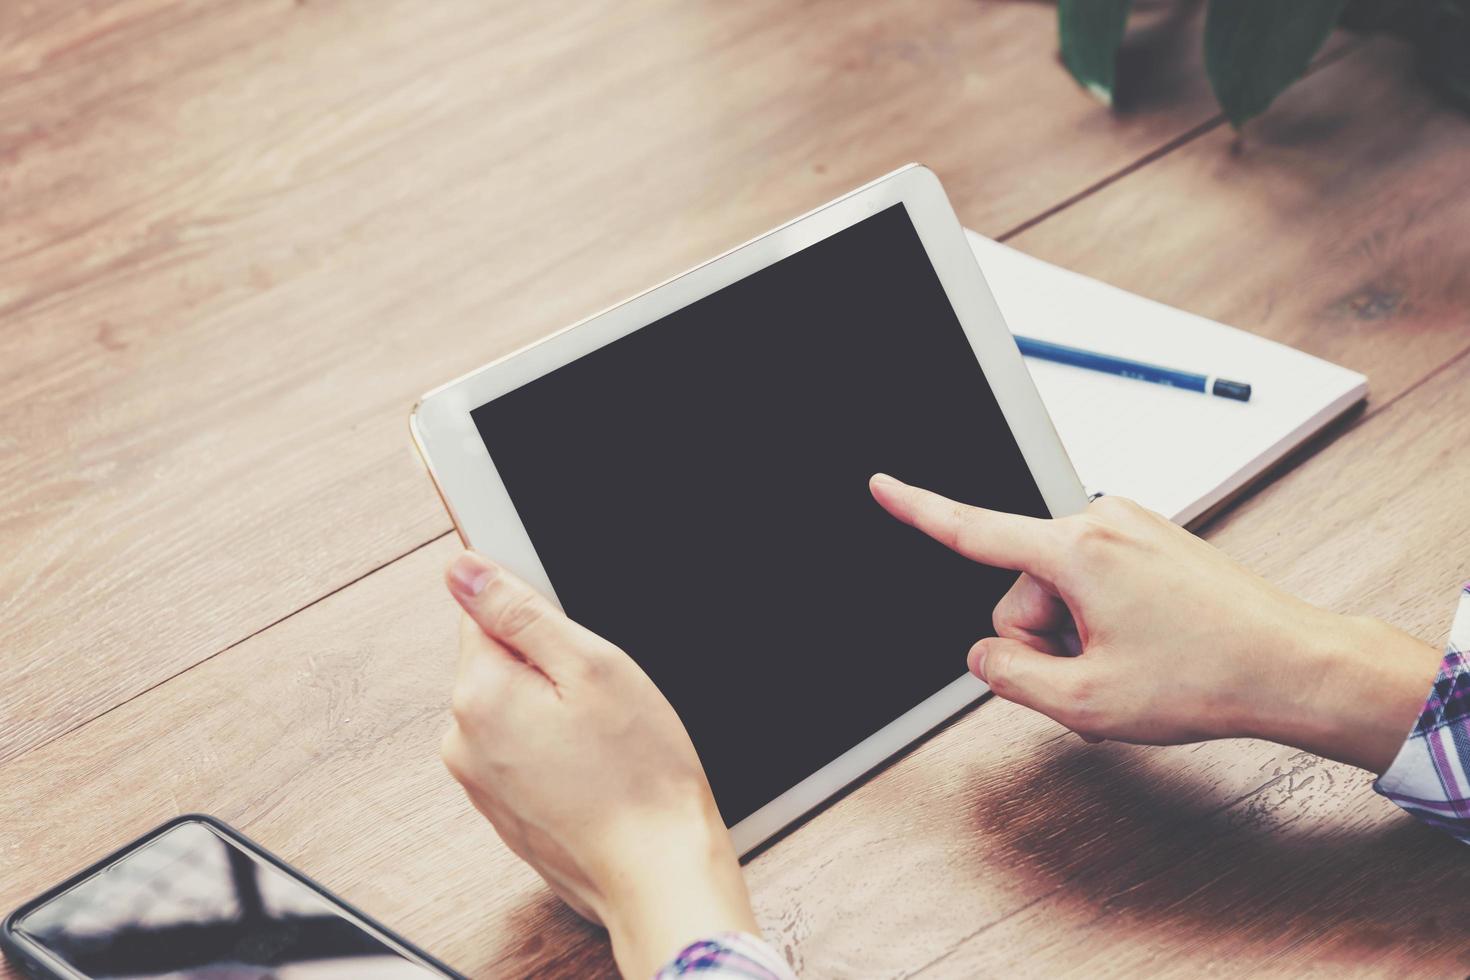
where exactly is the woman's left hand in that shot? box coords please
[441,550,758,979]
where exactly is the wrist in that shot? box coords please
[1247,611,1441,774]
[595,810,759,979]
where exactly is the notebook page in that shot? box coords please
[965,231,1368,523]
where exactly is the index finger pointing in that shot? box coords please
[869,473,1060,579]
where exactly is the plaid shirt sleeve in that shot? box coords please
[1373,582,1470,842]
[653,932,796,979]
[650,588,1470,978]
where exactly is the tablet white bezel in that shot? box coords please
[411,164,1088,855]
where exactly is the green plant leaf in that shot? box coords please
[1338,0,1426,33]
[1204,0,1348,126]
[1417,0,1470,110]
[1059,0,1133,106]
[1341,0,1470,112]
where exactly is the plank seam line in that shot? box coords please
[899,750,1330,979]
[893,340,1470,975]
[324,186,1463,977]
[20,34,1371,763]
[11,32,1420,784]
[1352,338,1470,424]
[995,38,1361,245]
[901,346,1470,978]
[22,530,455,759]
[12,38,1402,771]
[996,113,1225,244]
[0,21,1384,819]
[901,349,1470,978]
[21,235,1461,974]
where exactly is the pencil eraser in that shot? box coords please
[1212,379,1252,402]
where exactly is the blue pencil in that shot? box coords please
[1014,334,1252,402]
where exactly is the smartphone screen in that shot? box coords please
[8,820,454,979]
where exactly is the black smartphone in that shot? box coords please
[1,814,466,980]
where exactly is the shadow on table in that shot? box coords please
[475,890,615,980]
[969,737,1469,952]
[1113,0,1208,113]
[988,0,1208,114]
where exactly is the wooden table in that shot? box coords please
[4,2,1469,976]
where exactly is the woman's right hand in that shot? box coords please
[869,474,1442,773]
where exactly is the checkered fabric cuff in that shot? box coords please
[1373,582,1470,843]
[654,931,797,979]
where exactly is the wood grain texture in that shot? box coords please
[4,5,1469,980]
[0,0,1231,764]
[2,345,1466,979]
[916,345,1470,978]
[897,39,1470,976]
[1003,39,1470,412]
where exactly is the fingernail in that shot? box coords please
[871,473,901,490]
[968,642,989,681]
[448,551,494,599]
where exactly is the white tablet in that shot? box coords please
[412,164,1087,855]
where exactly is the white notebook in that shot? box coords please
[966,230,1368,525]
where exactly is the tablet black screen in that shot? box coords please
[471,203,1050,826]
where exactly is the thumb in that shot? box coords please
[968,637,1093,734]
[445,550,597,678]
